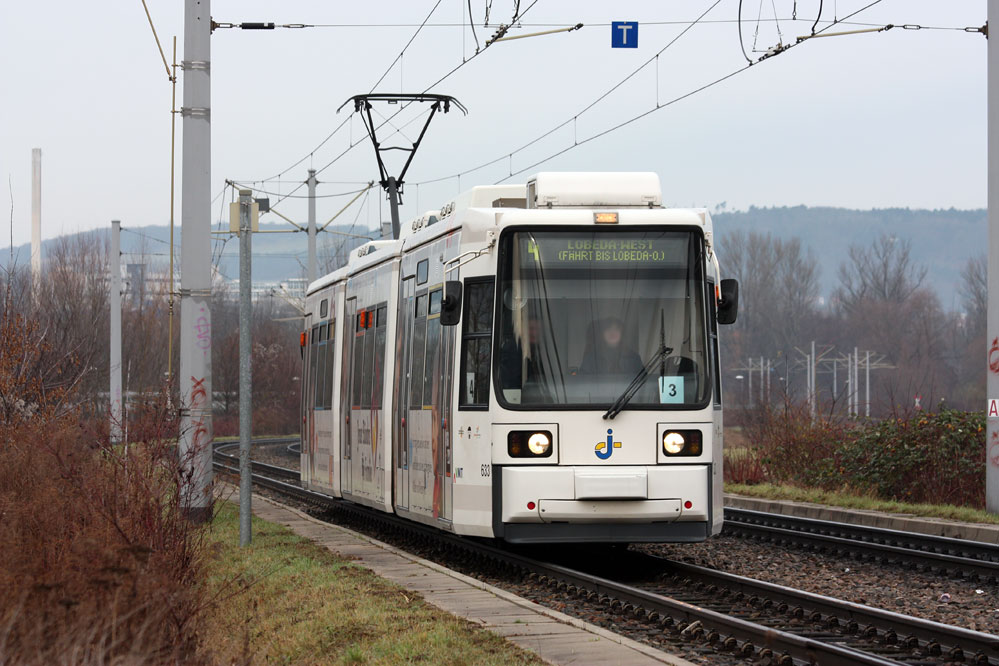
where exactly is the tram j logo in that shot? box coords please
[595,429,622,460]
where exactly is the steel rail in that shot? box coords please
[214,459,908,666]
[725,508,999,580]
[727,508,999,561]
[214,448,299,481]
[651,556,999,665]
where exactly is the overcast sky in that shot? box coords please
[0,1,987,247]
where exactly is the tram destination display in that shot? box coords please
[523,233,689,268]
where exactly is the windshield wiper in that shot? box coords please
[602,343,673,420]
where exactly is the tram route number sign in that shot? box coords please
[611,21,638,48]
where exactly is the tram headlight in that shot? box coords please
[662,431,685,454]
[527,432,550,455]
[662,430,703,456]
[508,430,554,458]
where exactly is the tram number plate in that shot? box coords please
[659,376,684,404]
[480,464,491,477]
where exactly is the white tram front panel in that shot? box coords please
[452,207,723,543]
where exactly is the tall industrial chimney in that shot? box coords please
[31,148,41,281]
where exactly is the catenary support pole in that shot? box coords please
[31,149,41,287]
[748,357,753,408]
[865,350,870,418]
[168,36,178,386]
[854,347,859,419]
[832,356,837,402]
[238,189,253,546]
[849,352,854,417]
[810,341,816,420]
[987,1,999,514]
[759,355,763,405]
[110,221,123,444]
[178,0,213,522]
[307,169,317,283]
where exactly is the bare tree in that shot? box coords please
[720,230,819,357]
[774,236,821,352]
[959,253,986,335]
[836,234,927,312]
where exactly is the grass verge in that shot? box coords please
[203,502,544,665]
[726,483,999,526]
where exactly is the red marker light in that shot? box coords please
[684,500,692,509]
[527,501,536,510]
[299,332,307,347]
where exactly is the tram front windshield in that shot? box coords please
[495,229,709,410]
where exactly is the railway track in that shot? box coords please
[724,508,999,581]
[213,438,299,482]
[213,453,999,666]
[636,555,998,665]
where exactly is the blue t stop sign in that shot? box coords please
[611,21,638,48]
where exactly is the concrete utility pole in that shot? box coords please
[987,1,999,513]
[30,149,41,285]
[110,221,123,444]
[238,189,253,546]
[307,169,317,284]
[178,0,213,522]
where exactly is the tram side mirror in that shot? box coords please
[718,279,739,325]
[441,280,463,326]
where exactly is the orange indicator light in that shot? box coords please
[593,212,619,224]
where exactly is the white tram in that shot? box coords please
[300,172,739,543]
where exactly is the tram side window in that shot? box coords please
[315,323,327,409]
[323,321,335,408]
[351,313,365,408]
[459,279,494,408]
[309,325,320,409]
[371,306,387,409]
[410,295,427,408]
[361,310,375,409]
[423,289,442,405]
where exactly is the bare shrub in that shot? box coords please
[0,298,212,665]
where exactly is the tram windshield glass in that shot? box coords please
[495,228,710,410]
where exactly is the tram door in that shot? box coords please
[340,295,356,496]
[301,319,315,488]
[439,309,456,522]
[425,283,453,524]
[394,277,414,510]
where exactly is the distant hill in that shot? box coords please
[3,207,985,307]
[1,222,375,285]
[712,206,984,307]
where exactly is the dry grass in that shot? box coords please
[202,502,544,665]
[726,483,999,526]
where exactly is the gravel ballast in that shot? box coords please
[638,535,999,635]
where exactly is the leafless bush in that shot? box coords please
[0,295,213,665]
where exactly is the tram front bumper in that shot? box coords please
[500,465,709,524]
